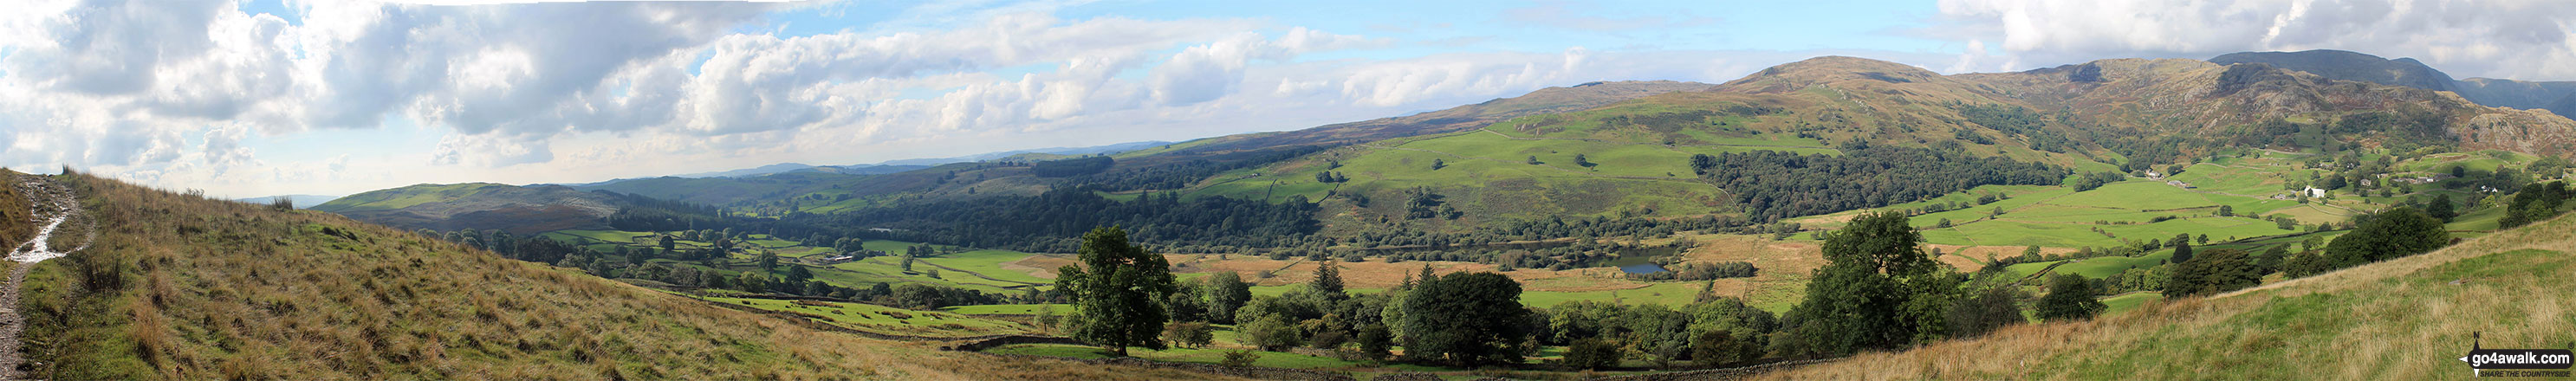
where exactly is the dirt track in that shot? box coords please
[0,175,89,380]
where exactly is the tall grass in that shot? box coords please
[16,173,1229,380]
[1759,212,2576,379]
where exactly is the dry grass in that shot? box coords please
[0,170,31,249]
[17,173,1232,380]
[1676,234,1824,307]
[1758,212,2576,380]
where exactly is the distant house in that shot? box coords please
[2165,180,2195,189]
[2304,187,2327,197]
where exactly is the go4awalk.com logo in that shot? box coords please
[2461,333,2574,378]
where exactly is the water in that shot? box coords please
[5,211,71,263]
[1618,262,1670,274]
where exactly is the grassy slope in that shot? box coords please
[14,173,1221,381]
[1761,212,2576,380]
[308,183,510,212]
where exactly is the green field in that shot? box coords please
[2099,292,2164,316]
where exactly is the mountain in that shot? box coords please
[0,170,1210,380]
[2211,49,2576,114]
[2209,49,2457,92]
[672,162,818,178]
[2454,77,2576,112]
[227,194,341,209]
[1762,212,2576,379]
[873,140,1173,166]
[309,183,621,235]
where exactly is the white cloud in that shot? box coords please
[0,1,1948,199]
[1932,0,2576,81]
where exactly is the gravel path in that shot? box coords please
[1,175,87,380]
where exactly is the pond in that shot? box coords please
[1617,262,1671,274]
[1602,249,1677,274]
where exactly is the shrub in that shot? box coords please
[2034,274,2106,322]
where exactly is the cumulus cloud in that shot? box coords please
[1932,0,2576,80]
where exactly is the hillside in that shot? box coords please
[311,183,620,235]
[0,171,1218,380]
[814,81,1716,202]
[1196,55,2576,236]
[1760,212,2576,379]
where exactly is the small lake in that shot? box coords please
[1617,262,1670,274]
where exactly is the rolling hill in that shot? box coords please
[310,183,621,236]
[0,171,1219,380]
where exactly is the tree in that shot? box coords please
[2165,249,2261,297]
[2325,207,2450,268]
[1401,271,1531,365]
[1574,153,1595,168]
[1564,338,1621,370]
[2255,245,2289,274]
[1945,287,2026,339]
[1356,323,1393,363]
[2034,274,2106,322]
[1239,315,1302,351]
[659,235,677,253]
[784,265,814,285]
[1528,155,1542,165]
[1206,272,1254,324]
[2217,204,2235,216]
[1785,211,1956,356]
[2425,194,2456,223]
[1431,158,1447,171]
[1055,227,1178,357]
[1311,259,1346,297]
[1691,329,1760,365]
[2170,240,2194,264]
[757,251,778,272]
[1164,322,1216,348]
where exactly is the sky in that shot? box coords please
[2,0,2572,199]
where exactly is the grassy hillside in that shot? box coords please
[9,173,1218,380]
[1759,212,2576,380]
[310,183,620,235]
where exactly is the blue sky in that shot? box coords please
[1,0,2570,198]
